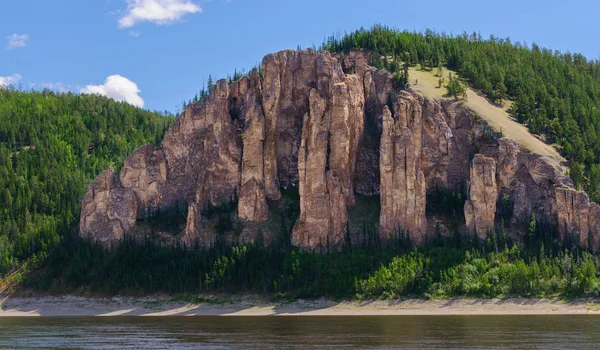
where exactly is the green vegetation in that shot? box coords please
[27,182,595,300]
[322,25,600,200]
[446,73,467,100]
[30,217,600,299]
[358,246,600,299]
[0,87,174,278]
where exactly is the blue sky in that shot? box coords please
[1,0,599,113]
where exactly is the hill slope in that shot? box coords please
[409,66,564,166]
[0,88,174,278]
[324,25,600,201]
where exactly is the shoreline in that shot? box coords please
[2,295,600,316]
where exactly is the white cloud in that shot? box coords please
[118,0,201,28]
[7,34,29,49]
[0,73,22,87]
[129,31,140,37]
[81,75,144,107]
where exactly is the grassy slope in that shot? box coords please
[409,67,566,170]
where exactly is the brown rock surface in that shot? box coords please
[496,138,520,188]
[291,72,365,251]
[80,48,600,252]
[293,90,332,250]
[419,98,454,189]
[464,154,498,239]
[235,70,269,222]
[379,91,427,243]
[329,76,365,206]
[119,144,167,217]
[554,187,600,250]
[79,167,138,245]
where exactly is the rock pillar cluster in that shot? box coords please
[379,92,427,243]
[80,49,600,252]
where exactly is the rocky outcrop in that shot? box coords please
[293,90,344,251]
[496,139,520,188]
[464,154,498,239]
[234,70,269,222]
[379,95,427,243]
[291,70,365,252]
[554,187,600,249]
[349,56,393,196]
[80,167,138,245]
[80,48,600,252]
[261,50,330,197]
[81,78,243,245]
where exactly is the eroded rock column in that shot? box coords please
[292,72,365,252]
[237,70,269,222]
[183,79,243,243]
[293,90,334,250]
[329,76,365,205]
[464,154,498,239]
[379,91,427,243]
[119,144,167,215]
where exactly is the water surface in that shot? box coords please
[1,315,598,349]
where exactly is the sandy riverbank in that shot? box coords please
[2,294,600,316]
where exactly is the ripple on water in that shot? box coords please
[1,315,599,349]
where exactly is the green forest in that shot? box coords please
[29,219,600,299]
[322,25,600,201]
[0,87,173,278]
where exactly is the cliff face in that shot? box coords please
[80,49,600,252]
[464,154,498,240]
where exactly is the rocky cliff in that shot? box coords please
[80,49,600,252]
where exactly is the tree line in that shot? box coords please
[30,209,600,299]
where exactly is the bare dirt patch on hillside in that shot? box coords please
[408,67,566,170]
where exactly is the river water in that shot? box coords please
[0,315,598,349]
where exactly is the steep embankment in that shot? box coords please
[79,49,600,252]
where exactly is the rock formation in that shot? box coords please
[234,70,269,223]
[464,154,498,239]
[554,187,600,249]
[379,95,427,243]
[80,167,138,245]
[80,48,600,252]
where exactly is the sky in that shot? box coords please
[1,0,599,113]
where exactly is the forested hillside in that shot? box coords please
[0,87,174,277]
[5,25,600,299]
[322,25,600,201]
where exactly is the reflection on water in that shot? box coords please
[1,315,599,349]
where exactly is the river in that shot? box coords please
[1,315,598,349]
